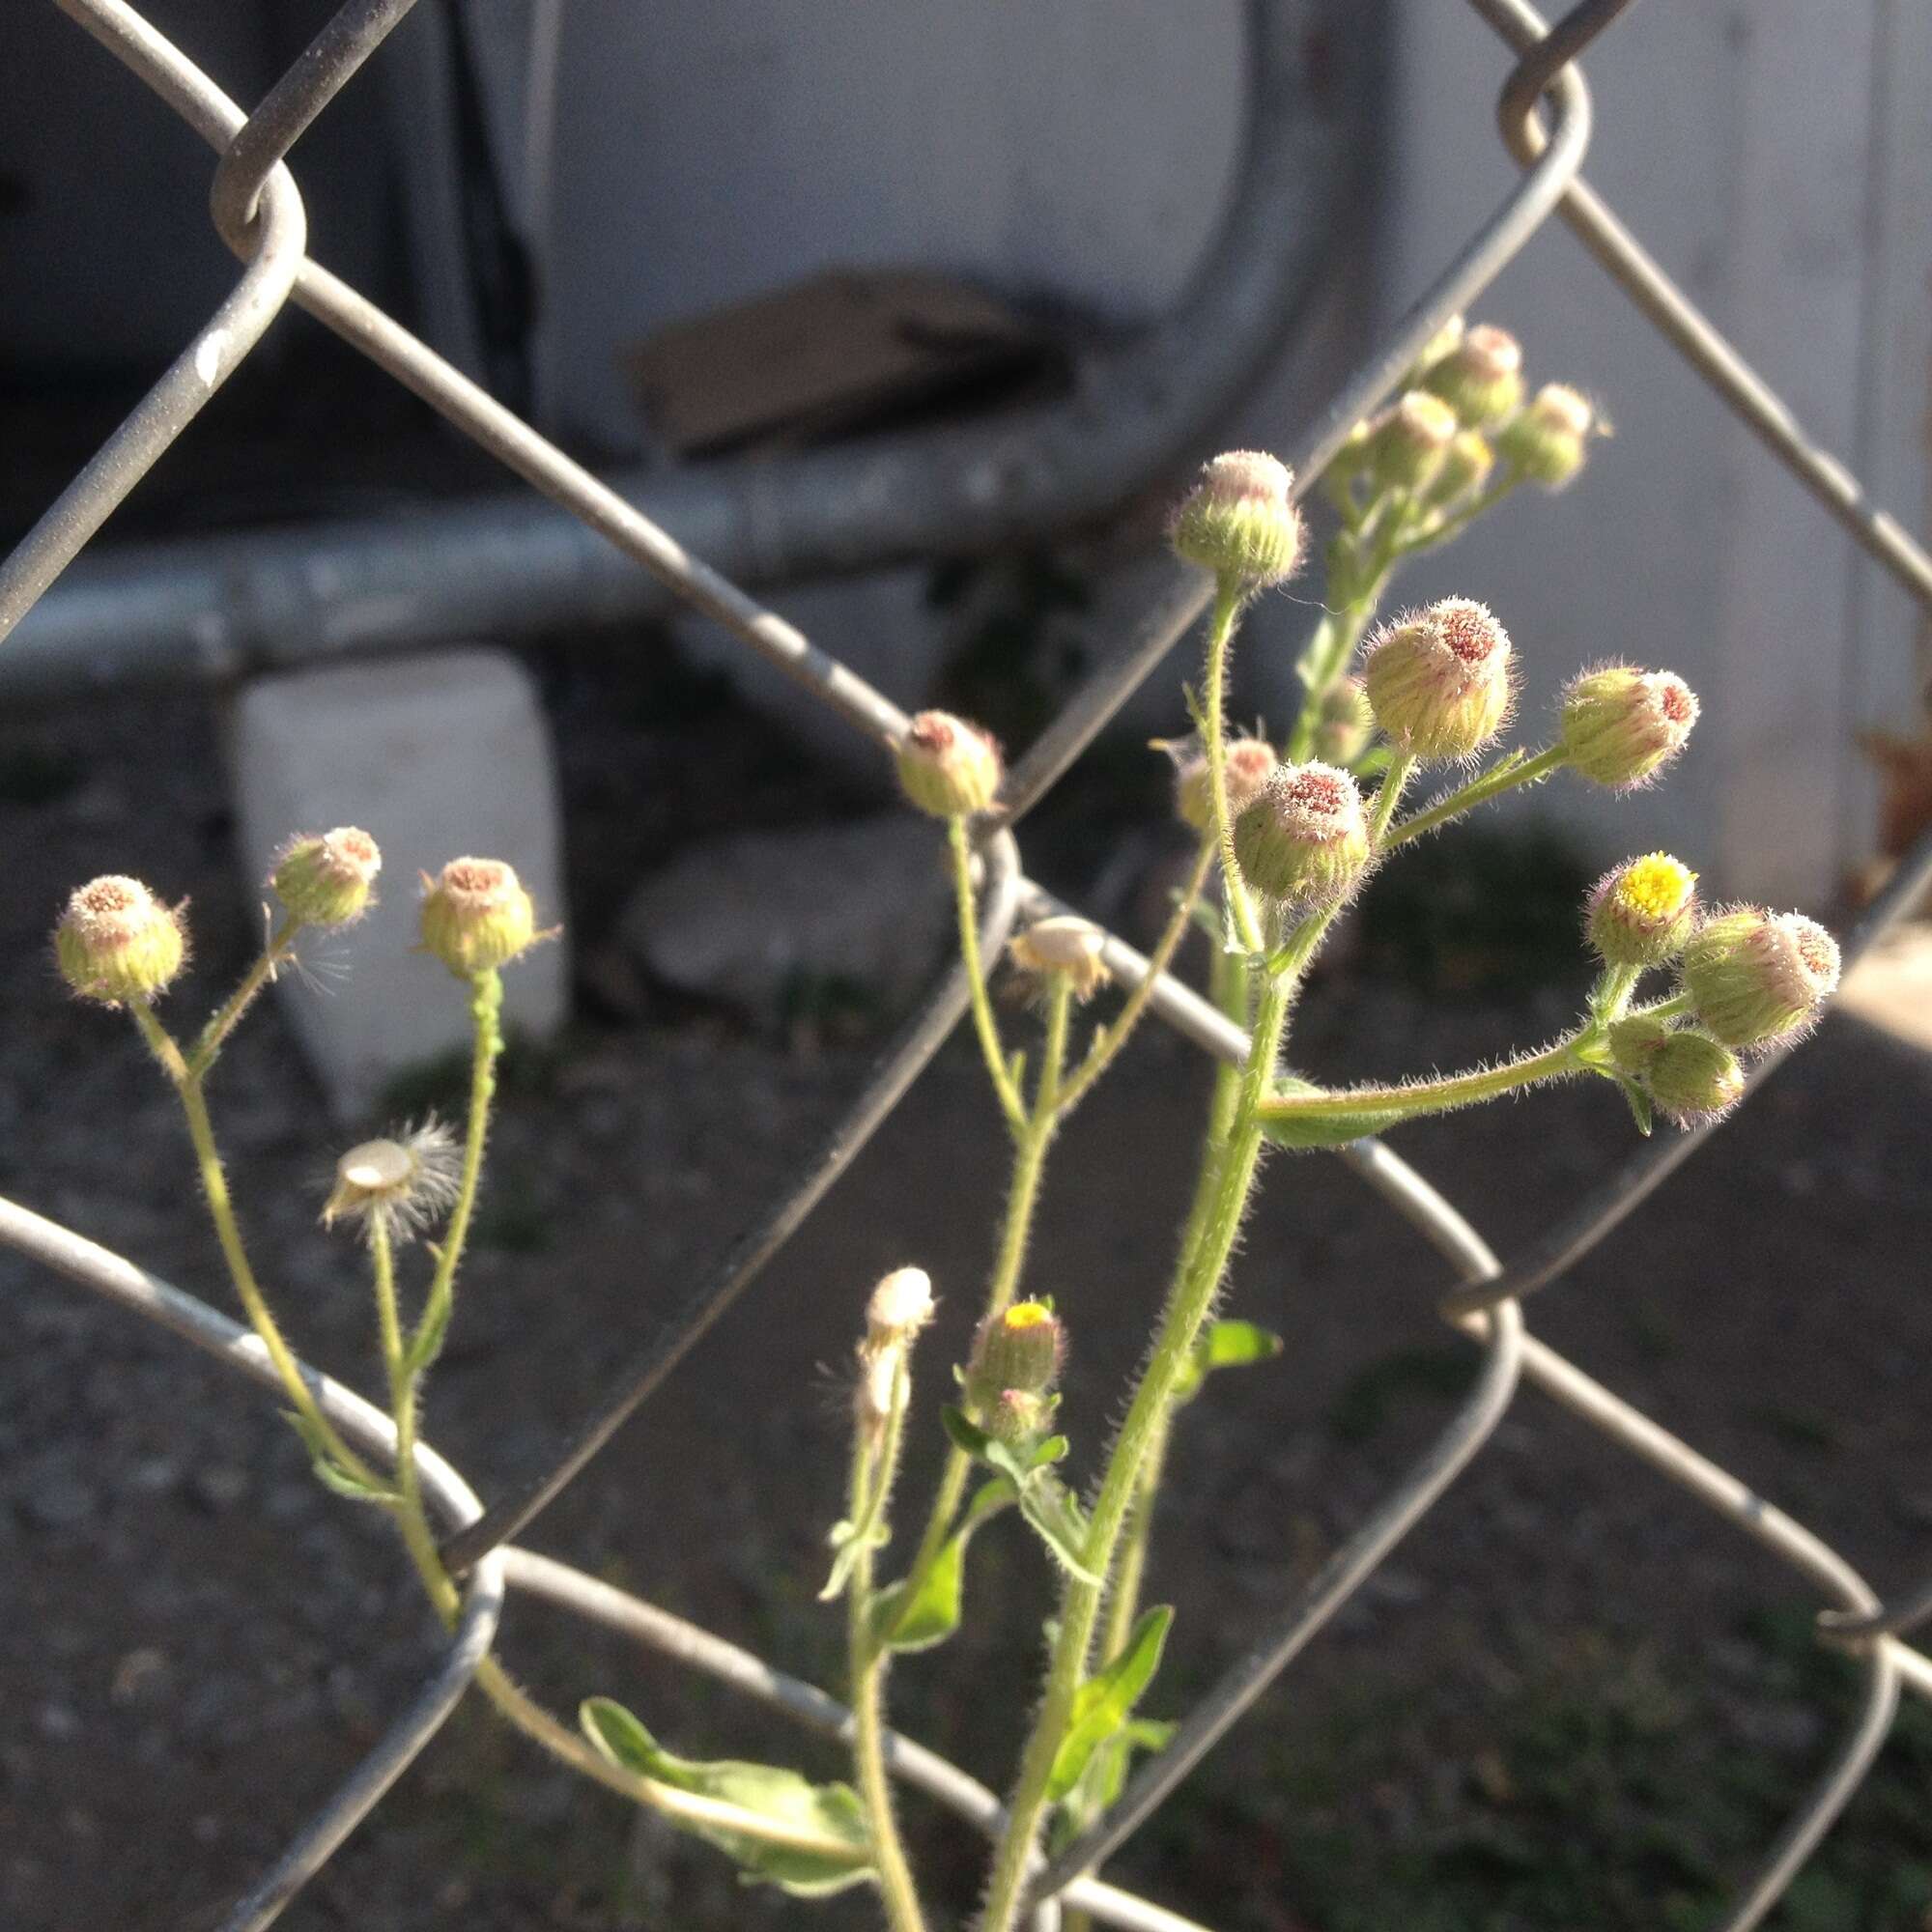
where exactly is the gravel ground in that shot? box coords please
[4,680,1930,1932]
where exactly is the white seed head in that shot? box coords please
[322,1120,461,1244]
[867,1265,935,1345]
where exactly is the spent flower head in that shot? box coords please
[896,710,1002,818]
[1009,915,1111,1002]
[1679,908,1839,1050]
[271,826,382,928]
[419,857,547,977]
[1585,852,1698,967]
[1498,383,1596,490]
[1561,665,1699,789]
[54,875,187,1006]
[1169,734,1276,832]
[1366,391,1459,494]
[1234,761,1371,909]
[1364,599,1514,762]
[321,1120,461,1245]
[866,1265,935,1349]
[1169,450,1303,588]
[1421,323,1524,427]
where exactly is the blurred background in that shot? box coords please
[3,3,1930,1928]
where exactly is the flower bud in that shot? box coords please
[1424,430,1495,508]
[1171,734,1276,832]
[986,1387,1053,1449]
[1009,915,1111,1001]
[271,826,382,927]
[1679,908,1840,1050]
[1363,598,1514,762]
[1234,761,1371,908]
[1585,852,1698,967]
[1312,677,1375,767]
[1497,383,1593,489]
[866,1265,935,1348]
[1406,313,1466,384]
[1643,1027,1746,1126]
[1420,323,1524,427]
[966,1300,1066,1415]
[1560,666,1699,789]
[1606,1010,1672,1078]
[1366,391,1459,493]
[895,710,1002,818]
[1169,450,1303,588]
[1321,418,1374,500]
[419,857,542,977]
[54,875,187,1005]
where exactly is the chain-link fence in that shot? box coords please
[5,2,1932,1929]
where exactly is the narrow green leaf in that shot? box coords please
[869,1481,1013,1653]
[941,1405,995,1459]
[579,1698,873,1897]
[1617,1075,1655,1138]
[1045,1606,1175,1802]
[1175,1320,1286,1405]
[283,1412,393,1504]
[1017,1477,1103,1586]
[406,1293,453,1375]
[1260,1102,1413,1151]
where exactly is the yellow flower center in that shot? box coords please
[1615,853,1694,922]
[1004,1303,1052,1331]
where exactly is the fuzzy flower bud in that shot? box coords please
[1171,734,1276,832]
[1679,908,1840,1050]
[1421,323,1524,427]
[895,710,1002,818]
[1606,1010,1672,1078]
[54,875,187,1006]
[866,1265,935,1349]
[1313,677,1375,767]
[1234,761,1371,908]
[1560,666,1699,789]
[1498,383,1594,489]
[1366,391,1459,493]
[271,826,381,927]
[1424,430,1495,508]
[987,1387,1053,1449]
[1643,1028,1746,1126]
[1407,313,1466,384]
[1009,915,1111,1001]
[1363,598,1514,762]
[1169,450,1303,588]
[419,857,542,977]
[1585,852,1698,967]
[966,1300,1066,1415]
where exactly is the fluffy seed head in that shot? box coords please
[54,875,187,1006]
[419,857,543,977]
[1498,383,1595,489]
[1363,598,1515,762]
[1679,908,1840,1050]
[1366,390,1460,493]
[866,1265,935,1348]
[321,1120,461,1244]
[271,827,382,927]
[1171,734,1277,831]
[1313,677,1375,767]
[1561,666,1699,789]
[1233,761,1371,908]
[1585,852,1699,967]
[1169,450,1303,587]
[1009,915,1111,1001]
[1643,1028,1746,1126]
[895,710,1002,818]
[1421,323,1524,426]
[967,1299,1067,1415]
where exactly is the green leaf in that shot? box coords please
[1053,1718,1178,1846]
[1045,1606,1175,1803]
[1174,1319,1286,1404]
[1017,1476,1103,1585]
[941,1405,995,1460]
[405,1293,453,1376]
[579,1698,873,1897]
[1259,1099,1413,1150]
[869,1481,1012,1653]
[1616,1074,1655,1137]
[283,1412,394,1504]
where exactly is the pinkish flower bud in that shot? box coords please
[1643,1027,1746,1126]
[987,1387,1053,1449]
[1169,450,1303,588]
[1679,908,1840,1050]
[1585,852,1698,968]
[54,875,187,1006]
[1233,761,1371,908]
[419,857,543,977]
[271,826,382,927]
[1366,391,1459,493]
[895,710,1002,818]
[1423,430,1495,507]
[1560,666,1699,789]
[1312,677,1375,767]
[1363,599,1515,762]
[1009,915,1111,1001]
[966,1300,1066,1416]
[1605,1010,1672,1078]
[1421,323,1524,427]
[1497,383,1594,490]
[1171,734,1277,832]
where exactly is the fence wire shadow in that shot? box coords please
[4,3,1932,1930]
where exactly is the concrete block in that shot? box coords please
[227,649,569,1121]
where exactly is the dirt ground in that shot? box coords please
[3,674,1930,1932]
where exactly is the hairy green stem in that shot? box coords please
[415,968,502,1363]
[1200,578,1264,956]
[188,914,304,1078]
[949,816,1029,1134]
[1261,1034,1585,1126]
[1385,744,1568,849]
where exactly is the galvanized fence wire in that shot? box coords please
[3,1,1932,1928]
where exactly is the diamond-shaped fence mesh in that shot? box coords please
[4,3,1932,1929]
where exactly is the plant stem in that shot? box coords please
[131,1001,379,1487]
[978,975,1294,1932]
[1259,1033,1585,1127]
[414,968,502,1363]
[1200,578,1264,956]
[1385,744,1568,849]
[949,816,1028,1135]
[369,1219,423,1522]
[1367,752,1416,848]
[187,914,304,1078]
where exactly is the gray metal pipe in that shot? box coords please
[4,0,1368,700]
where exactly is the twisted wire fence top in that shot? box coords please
[4,3,1931,1930]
